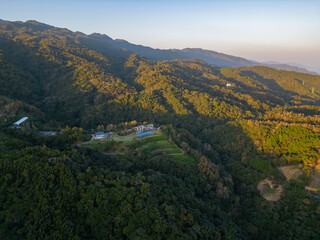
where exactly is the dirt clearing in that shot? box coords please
[278,165,302,181]
[258,178,283,201]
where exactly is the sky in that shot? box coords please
[0,0,320,72]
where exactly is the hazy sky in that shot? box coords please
[1,0,320,72]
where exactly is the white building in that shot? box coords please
[11,117,28,128]
[133,124,154,133]
[146,124,154,131]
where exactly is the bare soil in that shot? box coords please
[258,178,283,201]
[278,165,302,181]
[309,164,320,189]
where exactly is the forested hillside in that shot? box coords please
[0,20,319,239]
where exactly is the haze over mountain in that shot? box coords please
[90,31,318,75]
[0,19,320,240]
[0,18,317,75]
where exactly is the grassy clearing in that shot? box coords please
[142,140,173,150]
[143,140,179,152]
[112,134,137,143]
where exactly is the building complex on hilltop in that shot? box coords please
[133,124,154,133]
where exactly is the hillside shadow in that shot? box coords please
[288,106,320,116]
[239,70,318,104]
[212,69,318,107]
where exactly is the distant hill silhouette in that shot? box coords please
[90,33,317,75]
[263,63,318,75]
[173,48,255,67]
[0,19,316,74]
[90,33,188,61]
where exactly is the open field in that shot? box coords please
[278,165,303,181]
[111,134,137,142]
[258,178,283,201]
[142,140,181,156]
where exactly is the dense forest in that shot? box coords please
[0,20,319,239]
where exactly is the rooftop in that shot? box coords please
[39,131,57,134]
[13,117,28,125]
[95,132,105,135]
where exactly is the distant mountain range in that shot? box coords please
[90,33,318,75]
[0,19,316,75]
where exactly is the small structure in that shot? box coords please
[226,83,232,87]
[93,132,108,139]
[120,129,132,135]
[133,125,144,133]
[133,124,154,133]
[39,131,57,136]
[146,124,154,131]
[11,117,28,128]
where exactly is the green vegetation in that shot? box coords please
[263,186,278,195]
[83,130,188,164]
[84,139,128,153]
[0,20,319,239]
[172,154,195,165]
[142,140,180,154]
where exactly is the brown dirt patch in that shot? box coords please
[309,164,320,189]
[278,165,302,181]
[258,178,283,201]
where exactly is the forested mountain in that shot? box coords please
[0,19,320,239]
[89,28,317,74]
[264,63,318,75]
[90,33,188,61]
[172,48,255,67]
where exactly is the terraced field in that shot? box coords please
[278,165,303,181]
[142,140,181,156]
[81,129,195,165]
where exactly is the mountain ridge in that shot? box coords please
[0,19,316,74]
[90,30,317,75]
